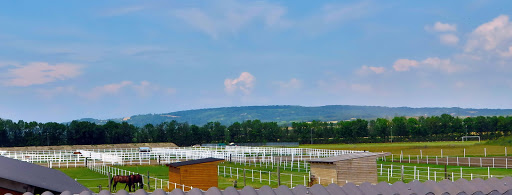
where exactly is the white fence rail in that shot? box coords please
[217,165,317,188]
[87,164,193,191]
[378,164,507,182]
[0,146,363,168]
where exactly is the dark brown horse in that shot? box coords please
[111,175,132,192]
[130,174,144,190]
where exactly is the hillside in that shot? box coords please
[74,105,512,127]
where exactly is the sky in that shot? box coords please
[1,0,512,122]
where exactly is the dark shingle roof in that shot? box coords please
[308,152,389,163]
[13,177,512,195]
[0,155,90,194]
[167,158,224,167]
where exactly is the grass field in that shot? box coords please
[117,163,310,189]
[378,161,512,183]
[56,140,512,192]
[56,167,109,193]
[300,141,509,157]
[60,161,512,192]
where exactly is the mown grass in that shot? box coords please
[57,167,109,193]
[301,141,509,157]
[378,161,512,183]
[60,161,512,192]
[217,162,309,189]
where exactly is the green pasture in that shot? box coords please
[59,161,512,192]
[57,167,110,193]
[217,162,310,189]
[378,161,512,183]
[300,141,509,157]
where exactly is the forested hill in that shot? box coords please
[74,105,512,127]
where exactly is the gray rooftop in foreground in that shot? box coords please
[0,155,90,194]
[10,177,512,195]
[308,152,389,163]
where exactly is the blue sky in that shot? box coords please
[1,0,512,122]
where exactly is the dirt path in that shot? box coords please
[0,142,178,151]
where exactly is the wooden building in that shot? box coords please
[167,158,224,191]
[0,156,89,195]
[308,152,389,186]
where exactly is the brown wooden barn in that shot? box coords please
[167,158,224,191]
[308,152,389,186]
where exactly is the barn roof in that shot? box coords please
[0,155,90,194]
[167,158,224,167]
[29,177,512,195]
[308,152,389,163]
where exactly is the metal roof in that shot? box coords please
[14,177,512,195]
[167,158,224,167]
[308,152,389,163]
[0,155,90,194]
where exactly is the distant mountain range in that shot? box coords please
[74,105,512,127]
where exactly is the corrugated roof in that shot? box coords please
[15,177,512,195]
[0,156,90,194]
[167,158,224,167]
[308,152,389,163]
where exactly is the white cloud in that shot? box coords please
[465,15,512,53]
[0,61,20,67]
[100,6,147,17]
[454,81,465,88]
[224,72,255,95]
[440,34,459,46]
[392,57,463,73]
[39,81,175,100]
[357,65,386,75]
[4,62,82,87]
[37,86,75,99]
[350,83,373,93]
[498,46,512,57]
[165,88,177,95]
[279,78,301,89]
[421,57,464,73]
[425,22,457,32]
[393,59,419,71]
[173,1,289,39]
[85,81,133,99]
[277,78,302,90]
[321,1,372,24]
[133,80,160,97]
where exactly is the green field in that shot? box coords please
[56,167,110,193]
[59,161,512,192]
[300,141,509,157]
[57,140,512,192]
[378,161,512,183]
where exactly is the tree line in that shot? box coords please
[1,114,512,147]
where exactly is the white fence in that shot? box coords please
[378,164,508,182]
[88,164,193,191]
[384,154,512,169]
[384,147,509,160]
[0,146,363,167]
[218,165,315,188]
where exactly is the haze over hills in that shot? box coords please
[74,105,512,127]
